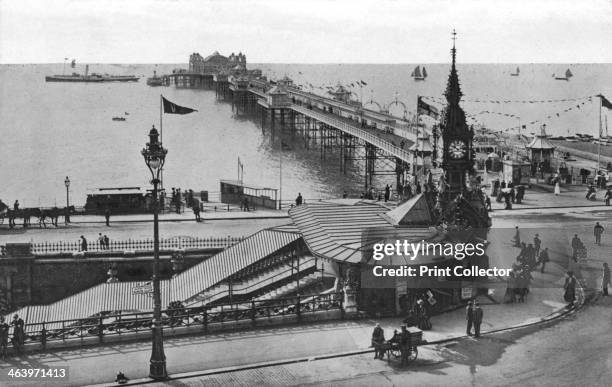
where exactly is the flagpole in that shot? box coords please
[279,135,283,210]
[598,95,602,173]
[160,94,164,189]
[415,95,421,181]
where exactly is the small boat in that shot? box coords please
[510,66,520,76]
[146,70,165,86]
[554,68,573,81]
[411,66,427,81]
[112,117,126,121]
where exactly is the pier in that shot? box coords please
[169,55,426,193]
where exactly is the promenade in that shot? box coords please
[3,213,604,386]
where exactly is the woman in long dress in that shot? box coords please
[554,179,561,196]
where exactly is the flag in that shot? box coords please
[598,94,612,109]
[417,97,439,119]
[162,96,197,114]
[360,80,367,86]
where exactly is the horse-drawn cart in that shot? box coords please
[381,327,425,364]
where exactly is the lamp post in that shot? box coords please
[141,125,168,380]
[64,176,70,223]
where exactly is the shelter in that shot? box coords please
[526,124,555,173]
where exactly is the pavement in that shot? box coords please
[1,192,609,386]
[0,222,590,387]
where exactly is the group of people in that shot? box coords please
[465,300,484,337]
[492,180,525,210]
[0,314,25,358]
[98,233,111,249]
[78,234,110,251]
[371,323,413,365]
[507,228,551,303]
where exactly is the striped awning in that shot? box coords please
[289,202,438,264]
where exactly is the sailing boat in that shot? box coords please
[510,66,519,76]
[554,68,573,81]
[411,65,427,81]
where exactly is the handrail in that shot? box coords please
[193,257,317,304]
[291,105,414,162]
[10,293,344,348]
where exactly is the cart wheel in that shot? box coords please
[408,347,418,362]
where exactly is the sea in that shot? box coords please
[0,62,611,207]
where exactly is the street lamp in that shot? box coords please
[64,176,70,224]
[141,125,168,380]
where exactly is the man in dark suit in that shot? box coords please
[465,300,474,335]
[472,302,484,338]
[371,323,385,359]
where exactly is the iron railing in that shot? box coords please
[291,105,413,162]
[29,236,244,255]
[15,293,343,349]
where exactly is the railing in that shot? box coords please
[291,105,414,162]
[15,293,344,349]
[192,257,318,305]
[30,236,244,255]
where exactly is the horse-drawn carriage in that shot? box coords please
[0,201,75,229]
[374,327,425,365]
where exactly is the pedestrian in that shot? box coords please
[175,189,181,213]
[485,195,492,211]
[472,302,484,337]
[105,208,111,226]
[563,271,577,304]
[602,262,610,296]
[594,222,604,245]
[295,193,303,206]
[399,325,412,366]
[512,226,521,247]
[538,247,550,273]
[342,191,348,198]
[571,234,582,262]
[10,314,24,351]
[192,204,201,222]
[605,189,612,206]
[384,184,390,202]
[465,300,474,335]
[98,233,104,250]
[371,323,385,360]
[13,200,19,211]
[504,272,517,303]
[243,197,249,212]
[0,316,9,359]
[533,234,541,257]
[104,234,110,250]
[554,179,561,196]
[79,235,87,251]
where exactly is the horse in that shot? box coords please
[33,207,62,228]
[0,200,8,225]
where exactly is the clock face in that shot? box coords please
[449,140,466,159]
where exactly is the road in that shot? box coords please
[141,207,612,387]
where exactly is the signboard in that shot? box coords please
[132,282,153,295]
[461,286,473,300]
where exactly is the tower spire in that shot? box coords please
[445,29,462,106]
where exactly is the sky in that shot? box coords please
[0,0,611,63]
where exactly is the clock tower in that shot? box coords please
[440,30,475,199]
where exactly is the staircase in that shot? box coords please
[185,256,319,307]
